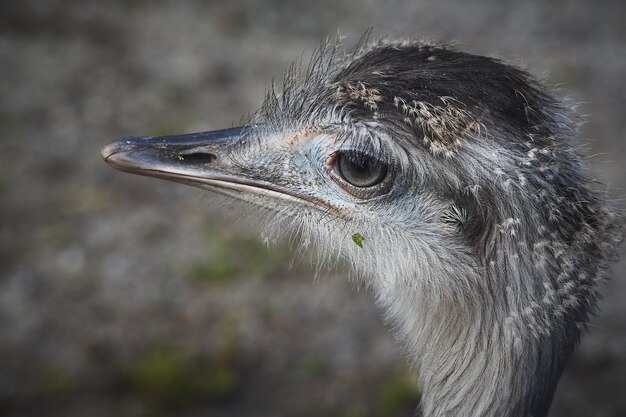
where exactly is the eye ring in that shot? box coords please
[328,150,392,198]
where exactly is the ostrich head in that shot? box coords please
[102,38,621,417]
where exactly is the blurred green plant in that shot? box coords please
[124,348,193,404]
[37,366,76,397]
[291,353,326,381]
[186,232,289,285]
[374,368,421,416]
[331,368,420,417]
[122,313,242,410]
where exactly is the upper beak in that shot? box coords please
[101,126,249,181]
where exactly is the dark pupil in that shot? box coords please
[337,152,387,187]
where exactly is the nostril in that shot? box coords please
[178,152,217,164]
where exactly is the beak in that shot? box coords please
[101,126,326,210]
[101,127,262,199]
[101,126,249,178]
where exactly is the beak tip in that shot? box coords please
[101,140,124,163]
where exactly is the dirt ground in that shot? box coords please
[1,1,625,416]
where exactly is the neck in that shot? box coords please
[372,263,579,417]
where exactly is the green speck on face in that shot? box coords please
[351,233,364,248]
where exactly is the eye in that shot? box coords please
[334,151,388,188]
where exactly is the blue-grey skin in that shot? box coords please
[102,38,622,417]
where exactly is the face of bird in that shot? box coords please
[103,41,549,292]
[101,120,461,289]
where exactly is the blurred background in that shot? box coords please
[1,0,624,416]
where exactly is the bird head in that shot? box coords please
[102,38,618,321]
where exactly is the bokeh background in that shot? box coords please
[1,1,625,416]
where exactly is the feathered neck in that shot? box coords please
[362,215,619,417]
[378,279,574,416]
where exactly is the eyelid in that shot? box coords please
[326,149,395,199]
[326,149,383,179]
[327,147,388,166]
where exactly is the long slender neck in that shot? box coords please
[372,264,579,417]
